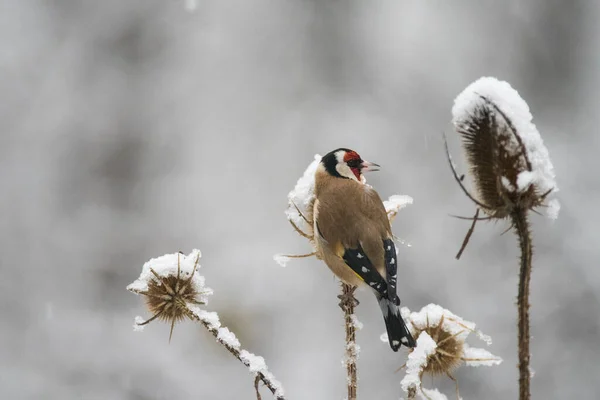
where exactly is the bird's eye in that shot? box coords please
[347,159,360,168]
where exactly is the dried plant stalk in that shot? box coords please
[342,283,358,400]
[512,209,532,400]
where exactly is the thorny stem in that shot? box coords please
[189,311,285,400]
[512,208,532,400]
[342,283,358,400]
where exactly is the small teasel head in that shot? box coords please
[450,77,558,218]
[127,249,212,341]
[408,313,465,377]
[396,304,502,398]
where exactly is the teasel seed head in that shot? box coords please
[409,314,464,376]
[451,77,558,218]
[397,304,502,397]
[127,249,213,341]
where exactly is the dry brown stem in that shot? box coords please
[512,208,532,400]
[342,283,358,400]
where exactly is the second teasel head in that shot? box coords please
[450,77,557,219]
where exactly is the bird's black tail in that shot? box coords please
[378,296,416,351]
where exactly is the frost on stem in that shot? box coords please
[275,154,414,265]
[342,313,362,369]
[127,250,285,400]
[350,314,364,330]
[384,304,501,399]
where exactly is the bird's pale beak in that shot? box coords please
[360,160,380,172]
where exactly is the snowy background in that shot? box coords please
[2,1,598,399]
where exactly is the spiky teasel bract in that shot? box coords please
[127,249,213,341]
[394,304,502,399]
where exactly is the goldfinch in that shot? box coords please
[313,148,416,351]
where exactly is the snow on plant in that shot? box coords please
[274,154,414,265]
[127,250,285,400]
[382,304,501,399]
[283,154,321,249]
[384,194,414,223]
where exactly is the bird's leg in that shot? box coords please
[337,284,359,311]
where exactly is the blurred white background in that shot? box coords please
[1,0,598,398]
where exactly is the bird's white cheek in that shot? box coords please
[336,163,360,182]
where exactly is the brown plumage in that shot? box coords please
[314,168,390,286]
[312,148,415,351]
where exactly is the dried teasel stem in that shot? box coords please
[341,283,358,400]
[512,208,533,400]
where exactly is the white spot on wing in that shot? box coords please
[390,258,395,264]
[357,253,363,259]
[361,267,368,273]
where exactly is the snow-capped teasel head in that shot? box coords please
[450,76,559,220]
[126,249,213,341]
[383,303,502,398]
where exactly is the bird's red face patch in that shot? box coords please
[343,151,362,180]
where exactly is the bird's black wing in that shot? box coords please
[342,244,399,305]
[383,238,399,304]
